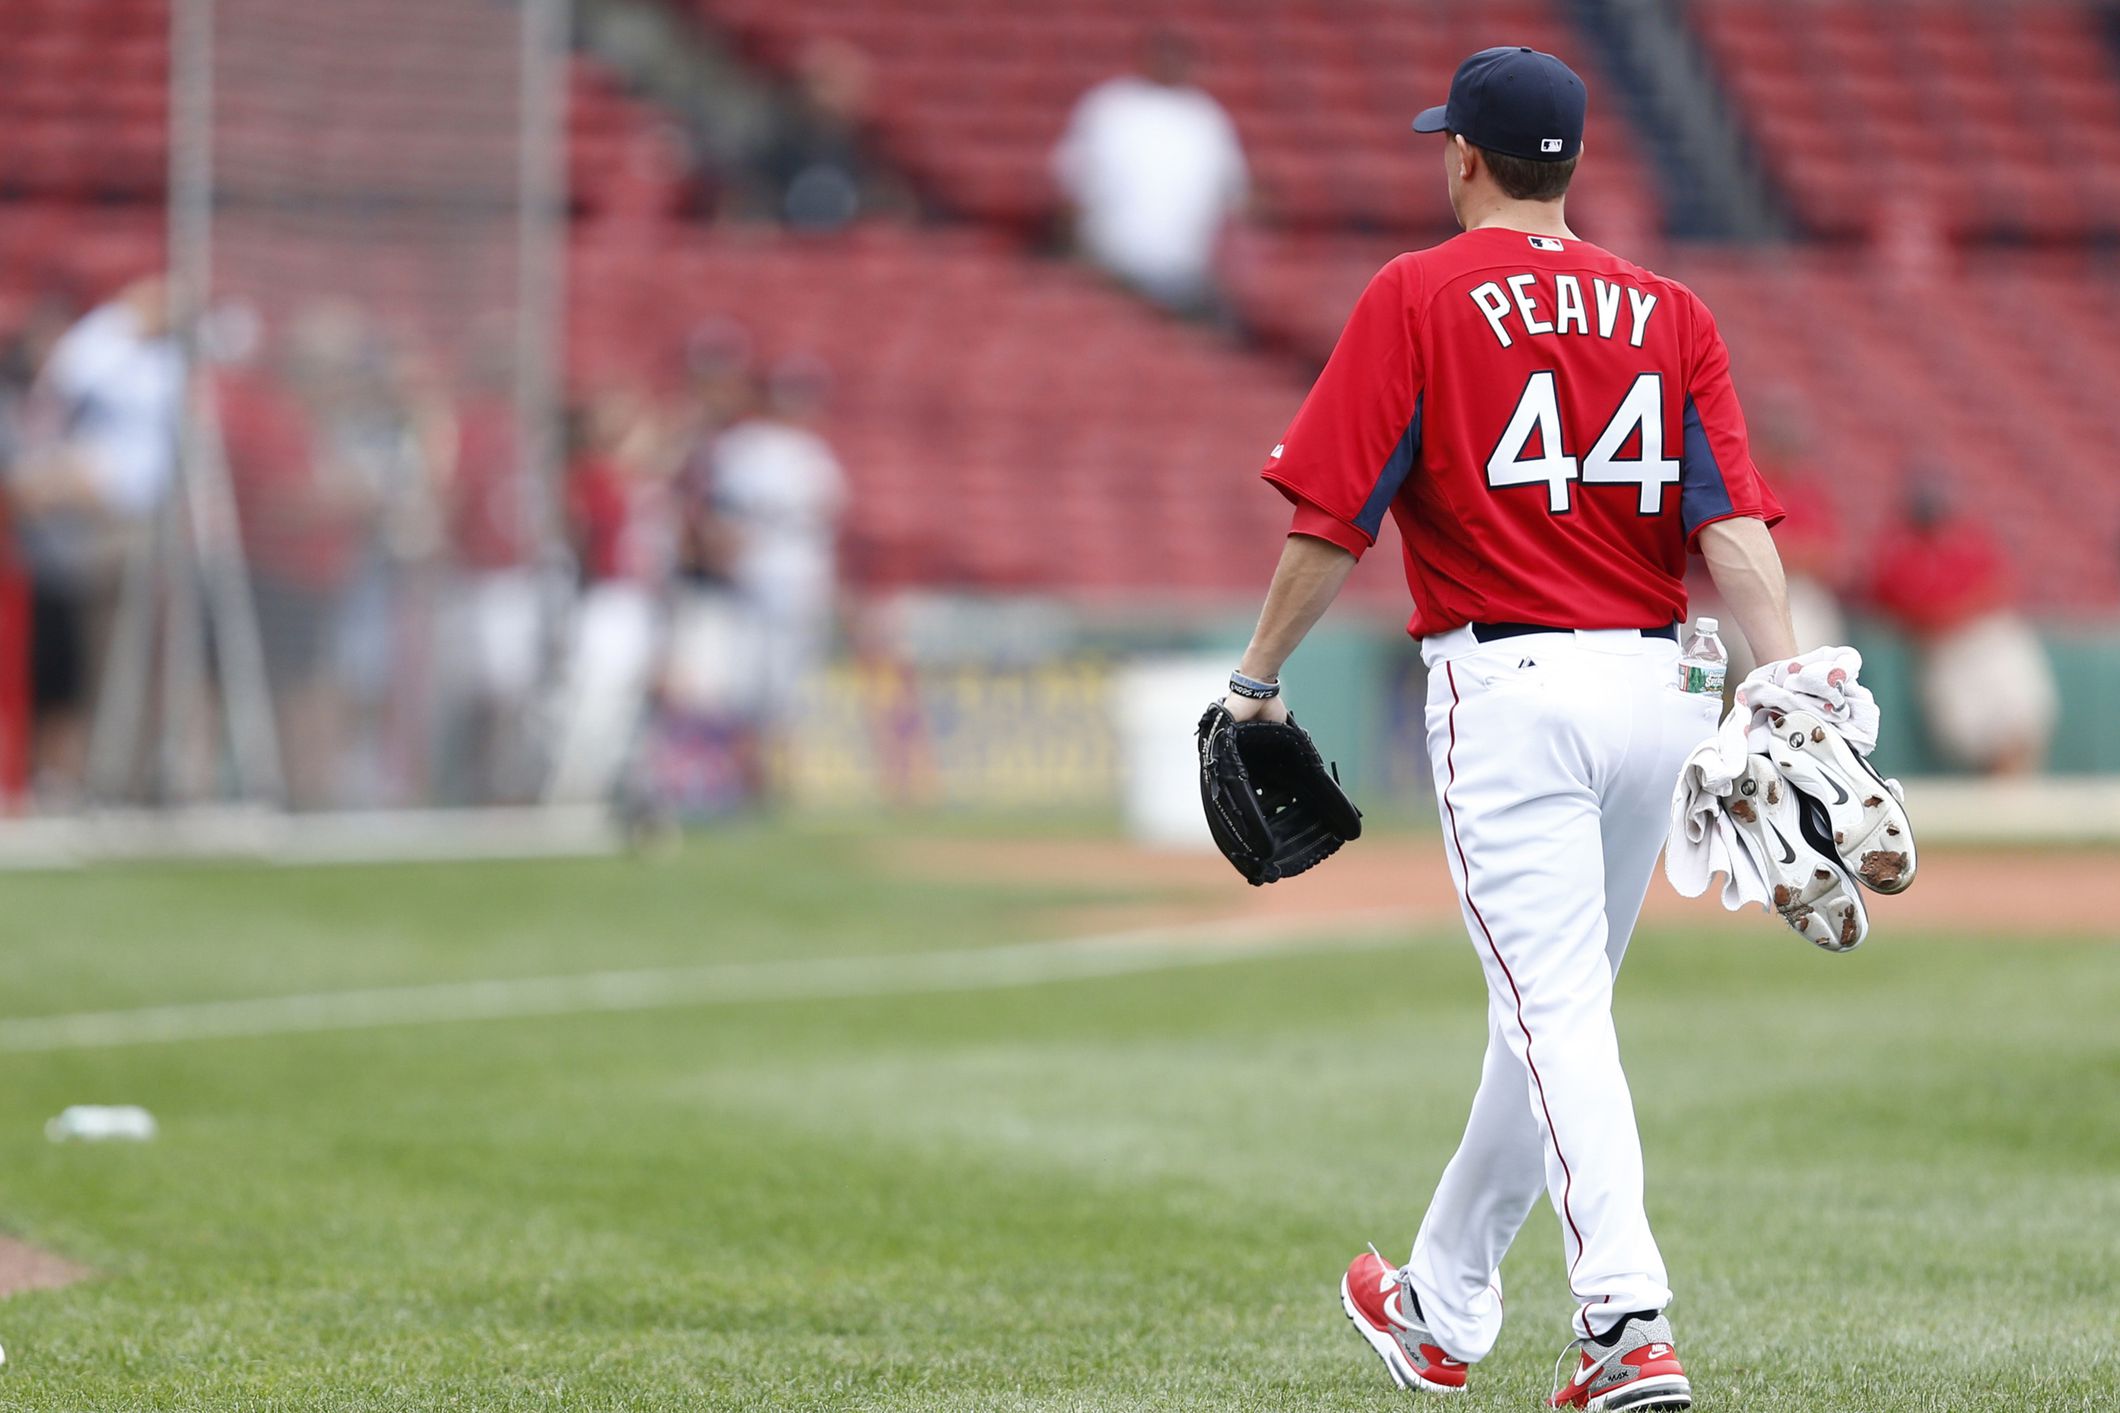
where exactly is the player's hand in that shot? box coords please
[1221,691,1290,725]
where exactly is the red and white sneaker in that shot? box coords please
[1548,1312,1691,1410]
[1340,1247,1468,1395]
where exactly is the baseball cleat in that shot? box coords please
[1340,1247,1468,1395]
[1721,755,1869,952]
[1763,709,1917,895]
[1548,1311,1691,1410]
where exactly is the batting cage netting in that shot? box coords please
[91,0,572,822]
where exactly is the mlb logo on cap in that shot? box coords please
[1541,138,1565,153]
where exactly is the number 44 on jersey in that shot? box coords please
[1486,372,1680,516]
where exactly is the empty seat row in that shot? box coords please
[1694,0,2120,239]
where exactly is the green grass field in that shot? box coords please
[0,825,2111,1410]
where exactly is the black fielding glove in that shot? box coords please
[1196,703,1363,886]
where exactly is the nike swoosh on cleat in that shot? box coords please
[1765,822,1798,864]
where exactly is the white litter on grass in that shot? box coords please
[46,1105,158,1142]
[0,909,1421,1055]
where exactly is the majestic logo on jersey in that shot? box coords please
[1527,236,1565,251]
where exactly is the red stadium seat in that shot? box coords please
[1694,0,2120,242]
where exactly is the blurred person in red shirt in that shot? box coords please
[1746,401,1845,659]
[563,393,671,588]
[1868,474,2055,775]
[226,305,454,809]
[439,345,541,804]
[1685,395,1846,678]
[544,386,677,805]
[219,350,370,811]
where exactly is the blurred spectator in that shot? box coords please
[439,349,540,805]
[545,387,676,804]
[646,326,771,816]
[1872,193,1952,287]
[1052,29,1249,315]
[328,336,453,807]
[220,306,393,810]
[0,290,82,468]
[6,278,178,803]
[1868,476,2056,776]
[668,320,757,606]
[703,354,844,719]
[749,38,910,231]
[672,319,759,524]
[652,347,844,815]
[1687,396,1846,676]
[563,387,673,592]
[1748,400,1845,667]
[0,293,85,799]
[593,121,698,231]
[30,279,180,518]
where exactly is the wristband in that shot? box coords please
[1228,670,1281,701]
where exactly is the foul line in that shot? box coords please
[0,909,1424,1054]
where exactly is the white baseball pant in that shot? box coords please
[1403,625,1721,1362]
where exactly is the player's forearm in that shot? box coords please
[1236,533,1358,682]
[1699,515,1798,663]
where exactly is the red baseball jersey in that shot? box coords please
[1262,226,1782,638]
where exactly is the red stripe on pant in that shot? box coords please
[1441,660,1589,1283]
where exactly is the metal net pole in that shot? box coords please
[174,0,570,811]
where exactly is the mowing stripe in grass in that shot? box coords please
[0,910,1427,1053]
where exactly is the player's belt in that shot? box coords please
[1470,621,1679,644]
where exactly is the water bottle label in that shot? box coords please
[1679,662,1727,695]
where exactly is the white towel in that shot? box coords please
[1664,647,1879,911]
[1666,702,1767,909]
[1732,646,1879,755]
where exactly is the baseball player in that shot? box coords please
[1220,48,1795,1411]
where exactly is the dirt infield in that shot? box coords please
[0,1234,89,1298]
[892,833,2120,940]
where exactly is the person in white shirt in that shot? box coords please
[7,277,181,801]
[707,354,844,718]
[34,277,182,519]
[1052,30,1249,314]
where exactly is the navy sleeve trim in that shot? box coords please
[1354,391,1422,538]
[1678,393,1734,537]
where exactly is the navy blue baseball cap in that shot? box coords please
[1411,46,1587,163]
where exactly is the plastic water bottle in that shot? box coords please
[1677,617,1727,696]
